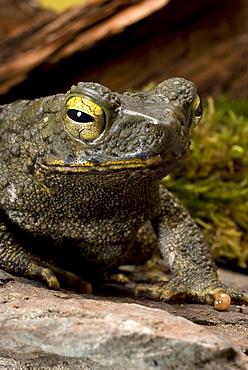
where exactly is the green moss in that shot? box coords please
[37,0,86,12]
[162,95,248,269]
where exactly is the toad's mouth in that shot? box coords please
[37,155,174,173]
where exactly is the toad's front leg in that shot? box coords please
[135,187,248,310]
[0,221,92,293]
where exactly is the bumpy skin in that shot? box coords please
[0,78,247,310]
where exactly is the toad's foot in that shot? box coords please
[26,261,92,294]
[134,275,248,311]
[0,226,92,294]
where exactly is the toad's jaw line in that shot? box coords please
[37,155,167,173]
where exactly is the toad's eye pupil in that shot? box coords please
[195,102,202,117]
[67,109,94,123]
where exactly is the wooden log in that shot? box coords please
[0,0,248,103]
[0,0,171,96]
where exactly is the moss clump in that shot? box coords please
[37,0,85,12]
[162,96,248,269]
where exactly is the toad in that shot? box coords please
[0,78,247,310]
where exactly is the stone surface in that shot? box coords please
[0,269,247,369]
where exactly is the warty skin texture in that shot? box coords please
[0,77,247,310]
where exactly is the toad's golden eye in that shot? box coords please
[190,94,202,128]
[64,96,105,140]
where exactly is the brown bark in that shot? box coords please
[0,0,248,103]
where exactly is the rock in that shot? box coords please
[0,355,109,370]
[0,269,247,369]
[0,268,13,284]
